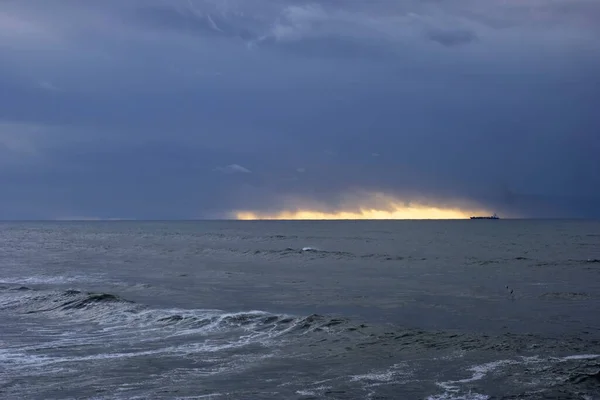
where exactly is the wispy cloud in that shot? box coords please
[38,81,60,91]
[215,164,252,174]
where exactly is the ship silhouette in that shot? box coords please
[470,213,499,220]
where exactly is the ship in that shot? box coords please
[470,213,499,220]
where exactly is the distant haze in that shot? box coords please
[1,0,599,219]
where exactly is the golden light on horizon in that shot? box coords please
[234,197,490,220]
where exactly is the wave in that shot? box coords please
[0,287,356,339]
[427,354,600,400]
[4,285,598,356]
[205,245,599,265]
[0,274,104,286]
[246,247,405,261]
[2,286,599,399]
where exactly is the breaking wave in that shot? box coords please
[1,286,599,399]
[0,286,355,339]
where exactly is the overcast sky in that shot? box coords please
[1,0,599,219]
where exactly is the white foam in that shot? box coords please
[557,354,599,361]
[0,346,175,368]
[430,353,600,400]
[352,371,396,382]
[313,378,333,385]
[436,359,516,393]
[0,340,260,378]
[0,274,102,285]
[427,394,489,400]
[466,359,518,382]
[296,386,331,396]
[0,349,56,366]
[351,363,412,386]
[302,247,318,251]
[435,350,467,361]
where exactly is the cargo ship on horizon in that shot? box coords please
[470,213,499,220]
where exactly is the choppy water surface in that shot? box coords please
[1,220,599,399]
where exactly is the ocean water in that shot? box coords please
[1,220,599,400]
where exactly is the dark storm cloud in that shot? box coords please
[1,0,599,219]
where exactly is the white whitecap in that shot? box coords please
[351,363,412,385]
[0,274,102,285]
[430,353,600,400]
[556,354,599,361]
[427,394,489,400]
[295,386,331,396]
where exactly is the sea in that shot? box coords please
[1,220,599,400]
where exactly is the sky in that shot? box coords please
[1,0,599,220]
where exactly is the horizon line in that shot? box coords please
[0,217,597,222]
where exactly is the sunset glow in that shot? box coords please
[234,196,490,220]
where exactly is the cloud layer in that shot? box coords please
[1,0,599,219]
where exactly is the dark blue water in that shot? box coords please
[1,220,599,399]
